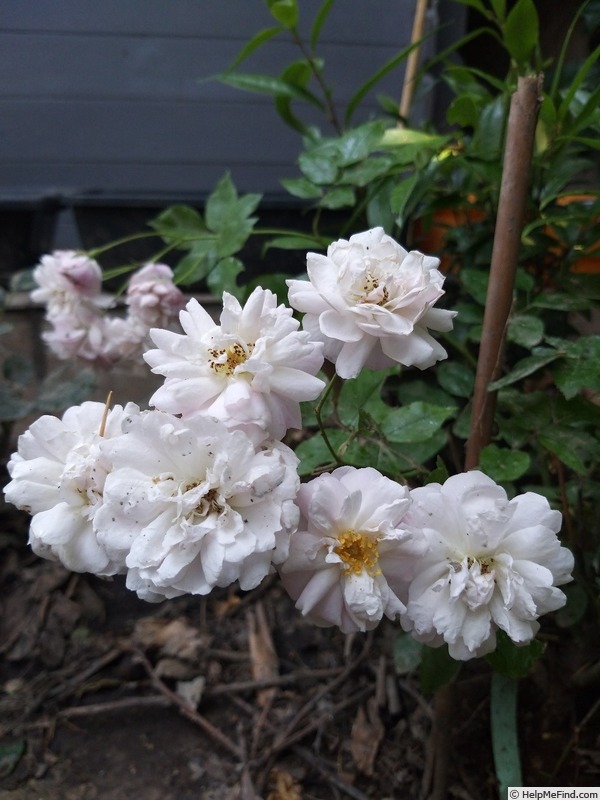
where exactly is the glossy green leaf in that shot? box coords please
[531,292,591,311]
[460,268,490,305]
[557,42,600,123]
[366,176,397,232]
[149,204,206,242]
[425,456,450,485]
[206,257,245,300]
[274,60,315,134]
[280,177,322,200]
[552,336,600,399]
[345,38,427,126]
[446,94,481,127]
[539,428,598,474]
[218,71,323,108]
[173,240,217,285]
[381,402,456,443]
[507,314,544,347]
[471,94,508,159]
[490,672,522,799]
[298,146,339,184]
[486,631,544,679]
[265,0,298,29]
[420,644,461,697]
[295,429,345,476]
[204,174,261,257]
[265,234,325,251]
[436,362,475,398]
[490,0,506,20]
[503,0,539,68]
[319,186,355,209]
[488,350,560,390]
[310,0,335,49]
[389,173,420,225]
[224,25,282,72]
[479,444,531,481]
[341,155,393,187]
[336,369,390,427]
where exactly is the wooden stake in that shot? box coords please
[398,0,430,125]
[98,390,113,437]
[465,75,544,471]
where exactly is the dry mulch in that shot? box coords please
[0,501,599,800]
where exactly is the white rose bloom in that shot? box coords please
[144,287,325,443]
[402,471,574,660]
[125,262,186,330]
[31,250,104,309]
[94,411,300,602]
[279,466,425,634]
[287,227,456,379]
[3,401,138,575]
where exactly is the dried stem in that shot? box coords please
[465,74,544,470]
[398,0,430,124]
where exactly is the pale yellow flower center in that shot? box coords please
[466,555,495,574]
[334,530,381,576]
[208,341,254,375]
[184,482,224,518]
[356,270,389,306]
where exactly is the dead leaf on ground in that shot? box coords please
[349,695,385,776]
[132,617,209,661]
[266,767,303,800]
[247,600,278,708]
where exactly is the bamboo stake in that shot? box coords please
[428,75,544,800]
[398,0,430,125]
[464,74,544,471]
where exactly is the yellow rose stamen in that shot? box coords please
[334,530,381,576]
[208,341,253,376]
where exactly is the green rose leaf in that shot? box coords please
[503,0,539,68]
[206,257,245,301]
[485,631,544,679]
[507,314,544,348]
[436,362,475,398]
[420,644,462,697]
[381,402,456,443]
[479,444,531,481]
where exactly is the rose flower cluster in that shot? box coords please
[4,228,573,661]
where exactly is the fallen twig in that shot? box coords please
[132,646,244,759]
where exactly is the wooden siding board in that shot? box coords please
[0,1,417,46]
[0,32,407,103]
[0,0,426,201]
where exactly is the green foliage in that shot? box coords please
[420,644,462,697]
[149,174,261,299]
[485,631,545,679]
[490,672,523,796]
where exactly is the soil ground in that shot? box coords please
[0,495,599,800]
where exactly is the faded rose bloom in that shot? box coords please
[31,250,104,309]
[94,411,300,601]
[125,263,186,330]
[279,466,425,633]
[144,287,325,443]
[287,227,456,379]
[3,401,139,576]
[401,471,574,660]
